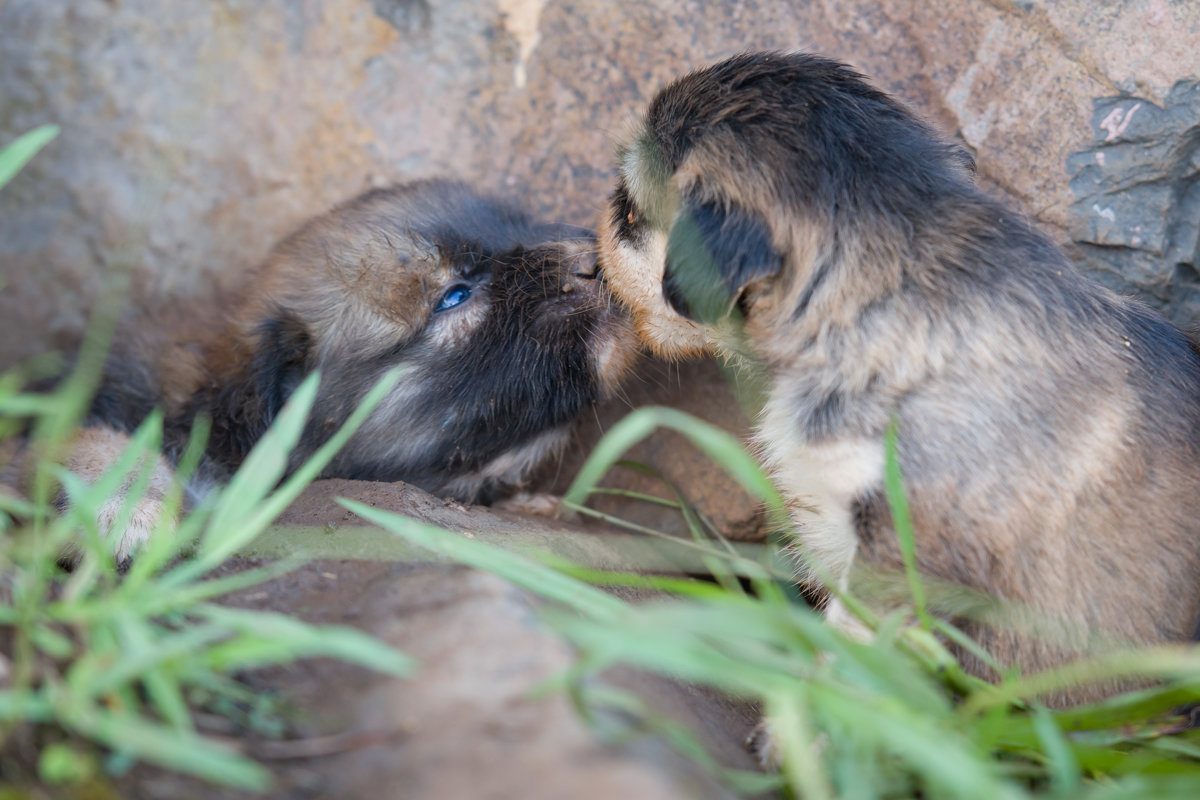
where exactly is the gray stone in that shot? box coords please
[242,562,752,800]
[117,563,757,800]
[1066,80,1200,325]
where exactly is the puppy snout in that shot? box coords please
[569,254,600,279]
[532,240,616,312]
[553,243,608,302]
[549,270,612,317]
[557,240,601,279]
[558,274,596,298]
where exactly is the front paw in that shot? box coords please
[746,715,829,772]
[491,491,563,517]
[746,717,782,770]
[62,426,179,565]
[90,490,174,564]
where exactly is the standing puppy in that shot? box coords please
[600,52,1200,702]
[74,179,637,558]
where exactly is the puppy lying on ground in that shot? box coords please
[599,51,1200,704]
[23,179,637,560]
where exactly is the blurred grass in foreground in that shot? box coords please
[0,126,410,791]
[0,362,412,790]
[355,407,1200,800]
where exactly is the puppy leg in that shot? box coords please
[61,425,177,564]
[747,508,865,769]
[746,717,782,769]
[766,428,884,631]
[788,502,871,639]
[823,595,874,642]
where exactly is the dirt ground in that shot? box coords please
[103,478,766,800]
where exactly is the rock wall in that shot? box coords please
[3,0,1197,359]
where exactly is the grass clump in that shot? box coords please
[0,363,412,790]
[0,127,411,791]
[358,406,1200,799]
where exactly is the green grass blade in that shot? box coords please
[114,615,195,731]
[174,366,401,582]
[963,647,1200,716]
[59,560,302,622]
[124,414,213,585]
[767,687,835,800]
[562,406,785,513]
[1050,684,1200,731]
[0,125,59,190]
[58,699,270,790]
[198,372,322,560]
[0,690,55,723]
[341,499,629,621]
[193,604,413,676]
[72,621,227,699]
[1031,704,1081,796]
[883,419,931,630]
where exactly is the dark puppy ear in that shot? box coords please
[950,138,977,178]
[250,310,312,421]
[664,195,782,323]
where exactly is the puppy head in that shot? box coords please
[236,180,638,500]
[600,52,976,357]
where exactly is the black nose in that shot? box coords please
[559,255,607,300]
[569,251,600,279]
[550,238,600,279]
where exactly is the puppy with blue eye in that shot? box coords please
[66,179,637,559]
[599,51,1200,707]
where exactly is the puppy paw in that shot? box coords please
[746,718,782,770]
[824,596,874,643]
[635,313,711,361]
[62,426,179,565]
[491,491,563,517]
[90,490,173,564]
[746,716,829,772]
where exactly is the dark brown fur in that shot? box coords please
[600,52,1200,704]
[92,179,638,504]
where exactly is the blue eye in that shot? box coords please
[435,285,471,312]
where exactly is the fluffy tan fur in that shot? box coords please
[600,52,1200,705]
